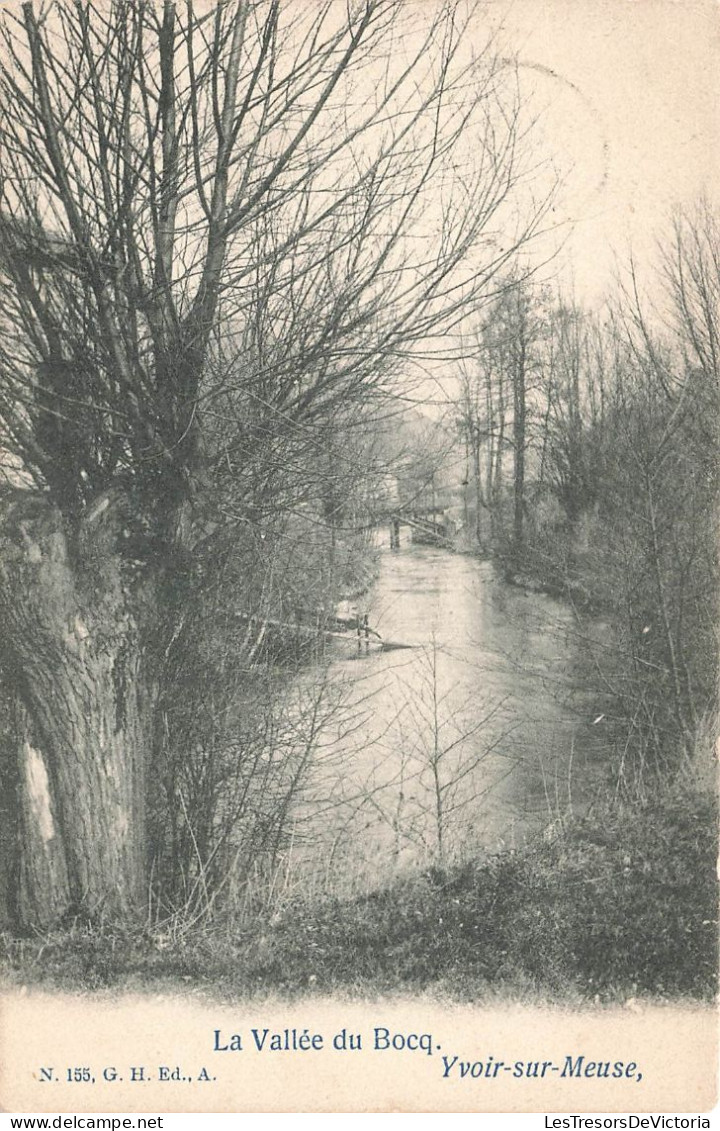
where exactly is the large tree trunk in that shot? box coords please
[0,495,152,929]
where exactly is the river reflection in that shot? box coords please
[288,543,611,893]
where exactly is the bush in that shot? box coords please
[2,782,715,1002]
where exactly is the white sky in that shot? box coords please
[479,0,719,300]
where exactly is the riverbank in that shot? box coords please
[2,779,715,1003]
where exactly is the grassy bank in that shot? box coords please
[2,783,716,1003]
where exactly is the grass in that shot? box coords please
[1,782,716,1003]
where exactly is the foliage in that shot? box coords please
[454,208,719,786]
[2,782,715,1001]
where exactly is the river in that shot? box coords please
[285,539,611,896]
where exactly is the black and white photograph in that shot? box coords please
[0,0,717,1115]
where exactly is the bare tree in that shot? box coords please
[605,205,720,772]
[530,210,719,783]
[537,300,610,529]
[456,275,546,563]
[0,0,549,927]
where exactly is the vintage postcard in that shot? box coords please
[0,0,717,1115]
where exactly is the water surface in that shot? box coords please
[289,542,610,892]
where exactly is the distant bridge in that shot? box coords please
[388,509,456,548]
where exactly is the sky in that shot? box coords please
[477,0,719,301]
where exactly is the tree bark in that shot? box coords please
[0,496,151,928]
[473,439,484,546]
[512,340,527,559]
